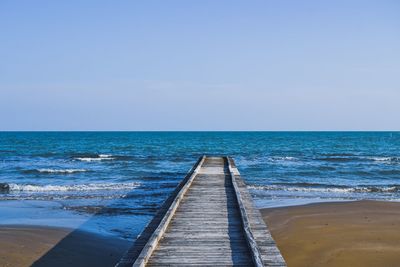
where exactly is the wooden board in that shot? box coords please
[116,156,286,267]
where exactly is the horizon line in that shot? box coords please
[1,130,399,133]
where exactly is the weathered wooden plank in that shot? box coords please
[116,156,205,267]
[228,157,286,267]
[146,157,253,266]
[116,156,286,267]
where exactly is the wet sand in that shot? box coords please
[261,200,400,267]
[0,225,130,267]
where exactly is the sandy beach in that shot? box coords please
[0,225,130,267]
[2,202,400,266]
[262,200,400,267]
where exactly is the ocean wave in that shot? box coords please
[236,156,299,166]
[269,156,298,161]
[248,184,354,193]
[240,155,400,166]
[8,182,140,192]
[316,156,400,163]
[248,184,400,194]
[368,156,400,163]
[24,168,89,174]
[0,193,132,201]
[75,154,115,162]
[355,185,400,193]
[273,182,349,189]
[73,153,134,162]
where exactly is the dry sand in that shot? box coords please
[0,225,130,267]
[262,200,400,267]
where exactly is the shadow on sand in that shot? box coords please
[31,157,203,267]
[30,228,130,267]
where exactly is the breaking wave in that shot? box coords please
[270,156,297,161]
[75,154,115,162]
[368,156,400,163]
[24,168,89,174]
[72,153,134,162]
[316,156,400,163]
[8,182,140,192]
[248,183,400,194]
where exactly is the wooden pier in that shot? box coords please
[117,156,286,267]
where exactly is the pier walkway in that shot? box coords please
[117,156,286,267]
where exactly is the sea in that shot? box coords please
[1,132,400,241]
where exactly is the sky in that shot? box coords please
[1,0,399,131]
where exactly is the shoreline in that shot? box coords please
[2,200,400,266]
[261,200,400,267]
[0,225,130,267]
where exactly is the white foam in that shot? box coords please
[368,156,399,162]
[36,169,88,173]
[248,185,354,193]
[9,182,140,192]
[76,158,110,162]
[236,156,298,167]
[248,184,400,194]
[270,156,297,161]
[75,154,115,162]
[99,154,113,158]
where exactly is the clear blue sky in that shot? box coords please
[1,0,399,130]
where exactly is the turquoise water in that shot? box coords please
[1,132,400,240]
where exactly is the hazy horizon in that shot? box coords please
[1,1,399,131]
